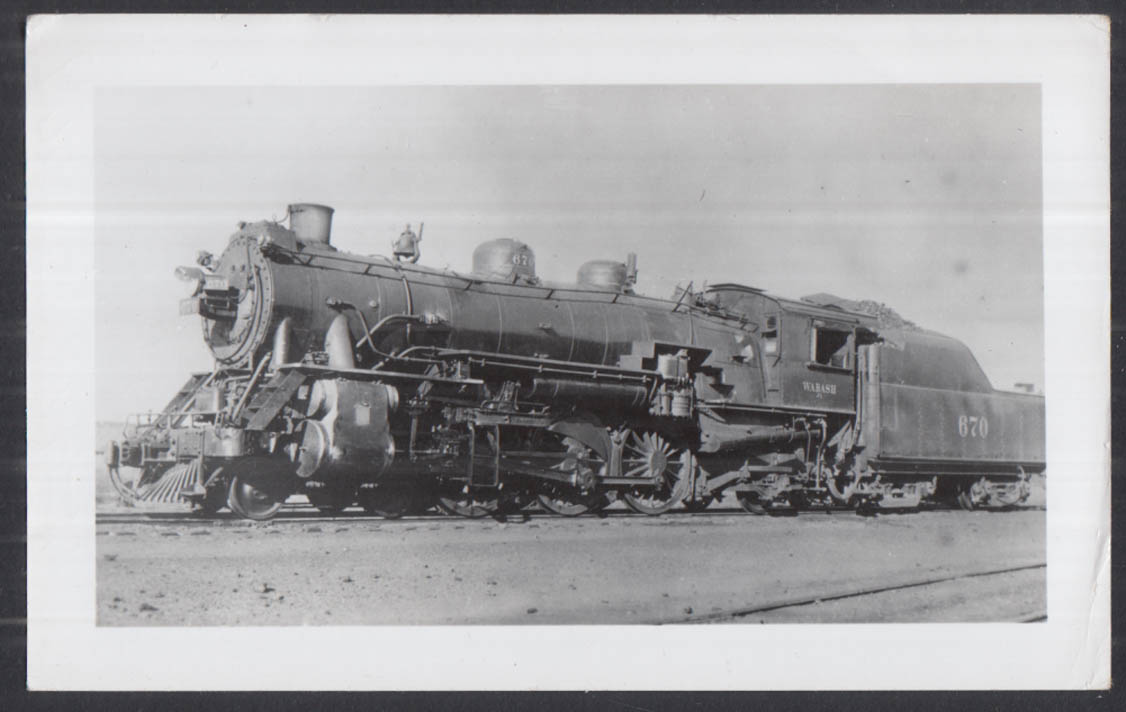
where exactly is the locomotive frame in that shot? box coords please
[106,203,1045,520]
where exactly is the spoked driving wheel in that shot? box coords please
[620,430,690,516]
[538,485,610,517]
[736,492,767,515]
[682,495,714,513]
[536,437,610,516]
[227,472,287,521]
[436,487,502,518]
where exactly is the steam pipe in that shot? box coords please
[354,313,426,352]
[699,425,812,454]
[269,318,293,370]
[826,467,861,503]
[324,314,355,369]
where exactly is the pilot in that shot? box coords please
[392,224,421,263]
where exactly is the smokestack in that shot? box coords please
[289,203,335,246]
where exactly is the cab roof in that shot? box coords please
[704,283,878,325]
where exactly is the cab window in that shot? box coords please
[761,315,780,356]
[812,326,851,368]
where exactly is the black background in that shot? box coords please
[0,2,1120,710]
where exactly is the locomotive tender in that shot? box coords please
[106,204,1046,520]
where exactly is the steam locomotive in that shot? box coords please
[106,204,1046,520]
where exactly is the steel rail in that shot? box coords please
[94,503,1044,527]
[648,562,1048,625]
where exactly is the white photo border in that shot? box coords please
[26,14,1110,690]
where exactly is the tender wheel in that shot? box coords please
[957,477,987,511]
[620,431,690,516]
[227,473,286,521]
[358,486,416,519]
[536,437,608,517]
[306,486,357,515]
[991,475,1028,508]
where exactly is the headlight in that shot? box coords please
[174,265,205,296]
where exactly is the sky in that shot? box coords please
[95,84,1043,422]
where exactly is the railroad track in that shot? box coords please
[652,562,1048,624]
[93,505,790,527]
[94,501,1045,527]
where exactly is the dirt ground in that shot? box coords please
[94,423,1047,626]
[96,506,1045,626]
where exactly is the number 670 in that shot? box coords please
[958,414,988,438]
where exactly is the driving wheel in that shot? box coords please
[620,431,690,516]
[536,437,609,516]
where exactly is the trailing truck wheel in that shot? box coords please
[620,431,691,516]
[358,486,415,519]
[227,473,285,521]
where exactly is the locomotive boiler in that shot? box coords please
[106,203,1046,520]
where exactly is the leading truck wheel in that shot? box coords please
[227,474,285,521]
[620,431,690,516]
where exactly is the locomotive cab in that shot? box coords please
[701,284,879,412]
[766,309,857,412]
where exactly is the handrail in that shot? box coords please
[230,351,272,423]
